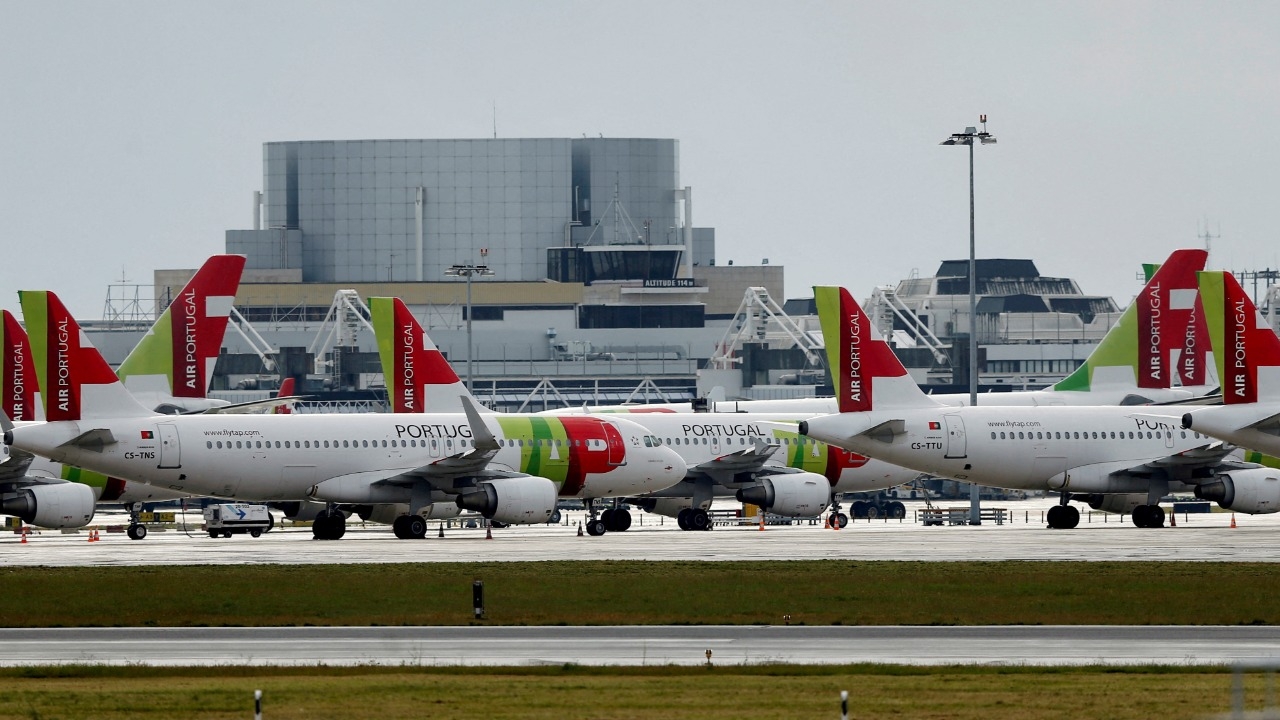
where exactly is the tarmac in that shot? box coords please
[3,498,1276,567]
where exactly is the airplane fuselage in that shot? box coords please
[8,412,683,502]
[802,405,1219,494]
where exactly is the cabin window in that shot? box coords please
[1017,432,1024,440]
[999,432,1006,439]
[990,432,996,440]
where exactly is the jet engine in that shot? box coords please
[735,473,831,517]
[1195,469,1280,514]
[455,477,556,524]
[1,482,95,528]
[1080,493,1146,515]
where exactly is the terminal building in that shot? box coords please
[84,136,1148,410]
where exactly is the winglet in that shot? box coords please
[460,395,499,452]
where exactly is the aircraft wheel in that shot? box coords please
[888,502,907,519]
[851,500,868,518]
[406,515,428,539]
[1062,505,1080,529]
[1046,505,1066,529]
[612,509,632,532]
[834,513,849,529]
[330,514,347,540]
[392,515,409,539]
[586,519,607,536]
[548,509,562,525]
[677,508,692,531]
[127,524,147,541]
[1131,505,1149,528]
[688,509,711,531]
[600,508,615,530]
[865,504,880,520]
[265,513,275,533]
[1148,505,1165,528]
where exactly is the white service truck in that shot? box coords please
[203,503,274,538]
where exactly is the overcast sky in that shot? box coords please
[2,1,1278,318]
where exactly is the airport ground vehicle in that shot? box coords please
[203,503,274,538]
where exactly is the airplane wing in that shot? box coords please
[686,441,781,483]
[1113,441,1251,482]
[315,396,519,495]
[194,395,309,414]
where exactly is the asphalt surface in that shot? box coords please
[3,499,1275,566]
[1,625,1276,667]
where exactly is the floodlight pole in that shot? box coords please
[445,262,495,391]
[942,116,996,525]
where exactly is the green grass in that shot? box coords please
[0,665,1259,719]
[5,560,1280,627]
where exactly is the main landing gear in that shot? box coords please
[676,507,711,531]
[1131,504,1166,528]
[1046,494,1081,529]
[312,506,347,540]
[584,500,633,536]
[392,514,428,539]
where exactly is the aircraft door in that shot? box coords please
[943,415,967,459]
[428,438,441,458]
[157,423,181,469]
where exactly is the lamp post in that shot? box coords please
[941,115,996,524]
[444,261,495,391]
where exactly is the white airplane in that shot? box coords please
[1171,271,1280,513]
[370,296,919,534]
[1,290,687,541]
[0,255,249,536]
[796,285,1256,529]
[552,248,1214,415]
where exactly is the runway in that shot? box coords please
[2,500,1277,566]
[1,625,1277,667]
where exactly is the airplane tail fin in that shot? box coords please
[1178,293,1213,388]
[1198,271,1280,404]
[370,297,478,413]
[273,377,296,414]
[2,310,36,422]
[1053,248,1207,392]
[116,254,246,399]
[814,286,933,413]
[19,290,153,421]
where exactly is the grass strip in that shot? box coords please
[5,560,1280,627]
[0,665,1259,719]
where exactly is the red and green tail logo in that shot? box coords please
[1200,271,1280,405]
[815,286,907,413]
[371,297,462,413]
[19,291,120,422]
[1179,294,1208,387]
[1,310,34,421]
[117,254,245,398]
[1136,248,1205,389]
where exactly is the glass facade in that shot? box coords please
[246,138,682,284]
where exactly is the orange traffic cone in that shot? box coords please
[577,522,583,537]
[485,523,493,540]
[1169,510,1176,527]
[19,528,27,544]
[1231,513,1237,529]
[87,529,94,543]
[758,512,765,531]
